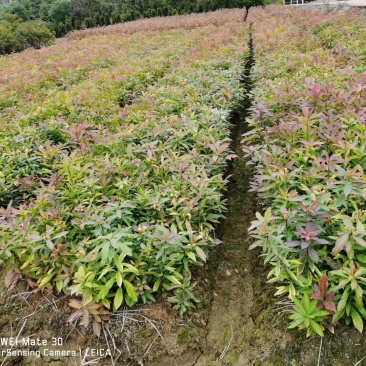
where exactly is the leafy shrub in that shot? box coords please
[16,20,55,49]
[0,17,55,54]
[0,20,23,54]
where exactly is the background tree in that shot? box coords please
[0,2,29,21]
[71,0,87,22]
[50,0,72,35]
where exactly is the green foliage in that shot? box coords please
[289,293,329,337]
[168,279,200,317]
[242,0,264,8]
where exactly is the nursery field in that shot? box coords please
[1,4,366,366]
[0,8,248,312]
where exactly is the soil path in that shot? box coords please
[193,47,259,365]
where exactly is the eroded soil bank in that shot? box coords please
[1,33,366,366]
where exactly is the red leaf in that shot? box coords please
[67,310,81,323]
[313,84,322,98]
[308,246,319,263]
[26,277,38,289]
[5,269,20,289]
[5,200,13,219]
[93,320,101,337]
[351,280,357,291]
[69,298,82,309]
[319,274,329,299]
[324,301,336,314]
[325,292,335,301]
[325,322,335,334]
[80,310,90,327]
[311,284,321,300]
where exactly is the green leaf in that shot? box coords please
[292,296,305,313]
[357,254,366,264]
[114,287,123,310]
[195,246,207,262]
[153,280,160,292]
[289,313,303,321]
[340,216,353,230]
[344,183,353,196]
[116,272,123,287]
[102,298,111,309]
[126,144,133,157]
[97,266,113,280]
[264,207,272,219]
[125,293,135,307]
[123,279,137,302]
[309,320,324,337]
[38,273,55,289]
[114,254,124,272]
[56,280,63,293]
[165,275,182,285]
[115,242,133,257]
[332,233,349,256]
[337,288,350,314]
[101,243,110,264]
[335,194,346,207]
[186,251,196,262]
[124,263,140,275]
[351,307,364,333]
[52,231,69,240]
[96,276,115,301]
[308,298,318,314]
[288,318,304,329]
[287,269,304,288]
[302,293,311,313]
